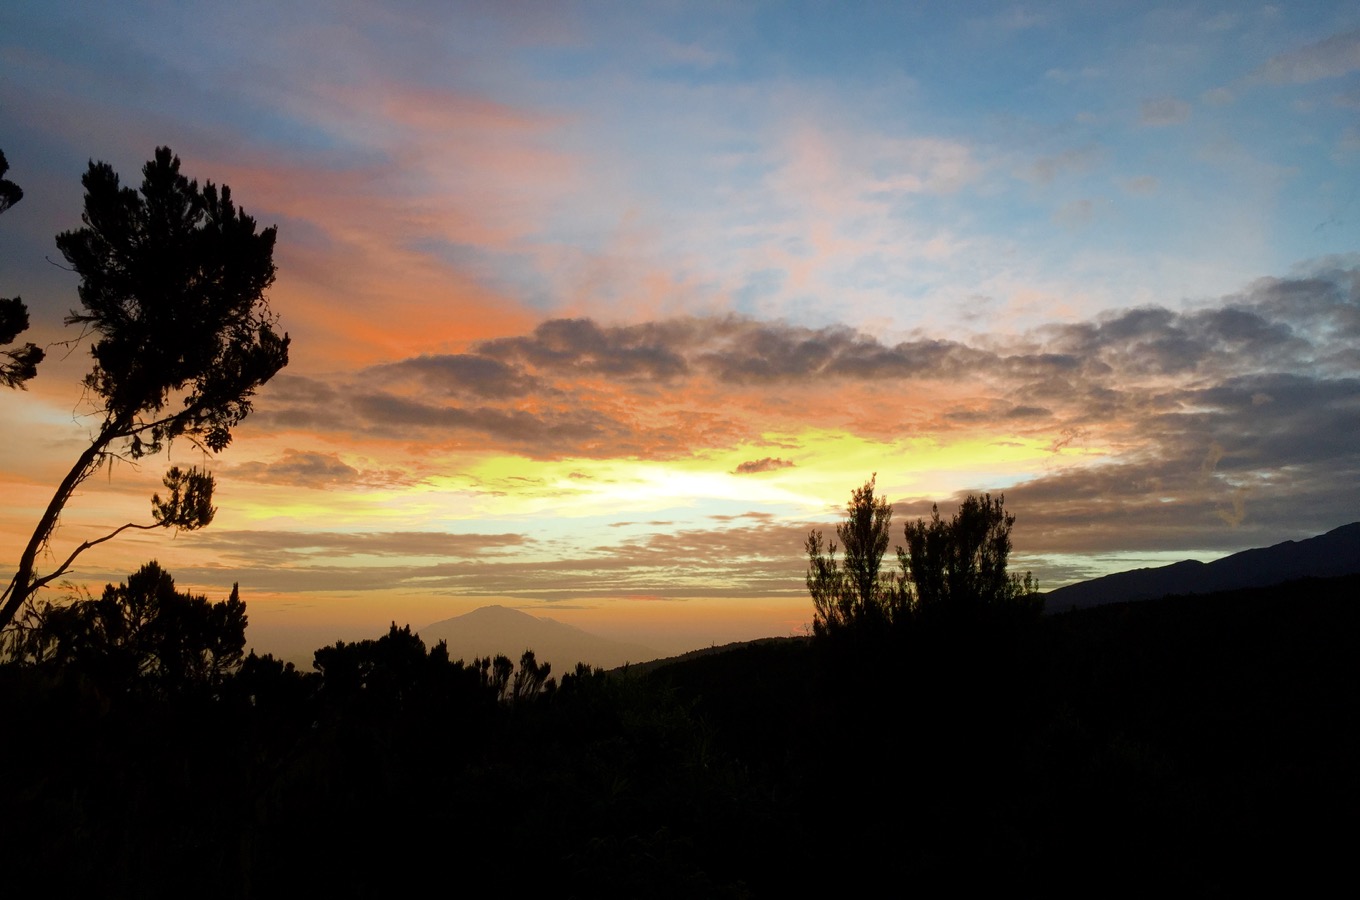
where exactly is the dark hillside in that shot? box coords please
[3,575,1357,896]
[1045,521,1360,609]
[648,573,1360,894]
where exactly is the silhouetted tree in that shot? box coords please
[7,560,247,695]
[491,653,514,700]
[230,649,312,713]
[900,492,1040,619]
[1,147,289,631]
[806,475,906,635]
[0,149,44,389]
[559,660,606,694]
[0,149,20,214]
[313,623,431,704]
[0,297,44,389]
[808,480,1039,636]
[511,649,554,703]
[310,623,510,719]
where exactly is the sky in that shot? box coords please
[2,1,1358,661]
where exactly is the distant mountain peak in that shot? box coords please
[438,605,594,635]
[457,604,548,622]
[418,605,657,672]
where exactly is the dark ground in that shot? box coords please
[3,574,1358,897]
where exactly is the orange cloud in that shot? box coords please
[201,155,540,367]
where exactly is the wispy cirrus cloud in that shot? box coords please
[198,529,531,565]
[1251,28,1360,85]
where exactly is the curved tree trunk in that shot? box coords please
[1,421,123,630]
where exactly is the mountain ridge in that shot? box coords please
[1044,521,1360,610]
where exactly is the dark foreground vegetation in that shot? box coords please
[3,570,1358,897]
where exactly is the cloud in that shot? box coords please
[1053,198,1097,228]
[734,457,795,475]
[229,450,361,488]
[968,7,1046,34]
[241,266,1360,569]
[771,125,982,216]
[57,265,1360,604]
[196,529,531,566]
[367,354,541,398]
[695,322,995,384]
[657,39,729,70]
[1022,145,1106,185]
[1338,127,1360,157]
[1140,97,1192,126]
[1252,29,1360,84]
[1202,87,1235,107]
[426,518,816,603]
[346,393,637,451]
[1043,67,1103,84]
[1201,12,1238,32]
[183,515,812,601]
[478,318,692,381]
[1122,175,1160,195]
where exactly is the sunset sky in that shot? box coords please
[2,1,1358,661]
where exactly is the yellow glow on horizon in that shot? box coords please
[201,421,1115,539]
[408,426,1113,520]
[706,428,1109,508]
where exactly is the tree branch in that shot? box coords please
[30,521,162,594]
[1,416,129,629]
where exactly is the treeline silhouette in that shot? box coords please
[1,566,751,898]
[4,561,1359,896]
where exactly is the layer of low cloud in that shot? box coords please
[176,517,807,602]
[198,530,530,566]
[245,265,1360,560]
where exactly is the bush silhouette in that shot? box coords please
[808,477,1039,636]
